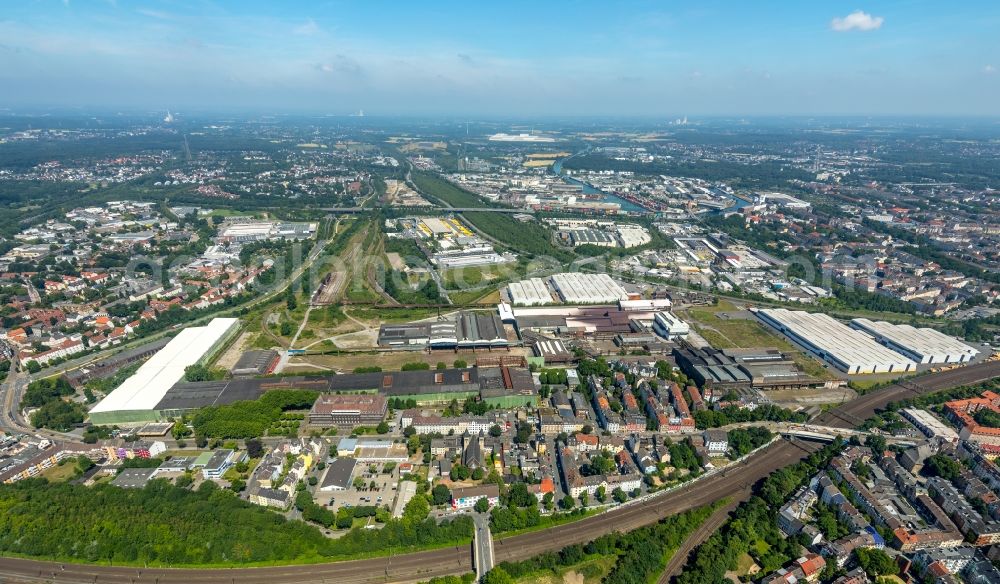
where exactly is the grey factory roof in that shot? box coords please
[155,365,537,413]
[850,318,979,363]
[757,309,915,373]
[112,468,158,489]
[320,457,357,491]
[232,350,279,376]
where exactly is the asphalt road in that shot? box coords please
[473,513,494,578]
[0,360,996,583]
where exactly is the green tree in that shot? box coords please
[431,484,452,506]
[482,567,513,584]
[171,421,192,440]
[335,508,354,529]
[474,497,490,513]
[515,422,531,444]
[923,454,962,480]
[855,548,898,577]
[245,439,264,459]
[403,494,431,524]
[75,456,95,474]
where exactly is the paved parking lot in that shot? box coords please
[314,461,401,512]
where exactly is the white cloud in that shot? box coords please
[985,64,997,74]
[137,9,174,21]
[831,10,884,32]
[294,19,320,36]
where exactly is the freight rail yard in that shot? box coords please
[2,360,998,584]
[2,106,1000,584]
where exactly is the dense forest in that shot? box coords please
[694,404,810,429]
[562,154,813,190]
[0,476,474,566]
[411,172,492,208]
[462,212,574,262]
[0,479,333,565]
[22,376,86,431]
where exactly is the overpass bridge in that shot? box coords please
[473,514,494,581]
[321,207,531,214]
[775,423,917,447]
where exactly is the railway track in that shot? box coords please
[0,361,996,583]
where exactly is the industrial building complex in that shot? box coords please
[850,318,980,364]
[377,312,508,349]
[308,394,388,427]
[88,318,240,425]
[88,364,537,426]
[506,272,630,306]
[755,308,917,374]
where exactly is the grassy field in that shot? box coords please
[682,301,836,380]
[733,553,761,579]
[39,461,80,483]
[441,264,515,290]
[513,556,616,584]
[448,288,502,306]
[348,307,441,322]
[291,347,532,373]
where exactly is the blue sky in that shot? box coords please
[1,0,998,116]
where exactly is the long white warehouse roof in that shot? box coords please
[550,272,628,304]
[90,318,239,414]
[507,278,554,306]
[851,318,979,363]
[757,309,915,373]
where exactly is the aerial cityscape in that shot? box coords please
[1,2,999,584]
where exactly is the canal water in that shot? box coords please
[551,158,647,213]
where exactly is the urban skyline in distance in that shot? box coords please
[1,0,998,116]
[2,2,1000,584]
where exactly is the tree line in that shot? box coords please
[484,503,717,584]
[676,439,845,584]
[191,390,319,439]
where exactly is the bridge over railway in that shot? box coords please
[0,360,996,584]
[321,207,530,214]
